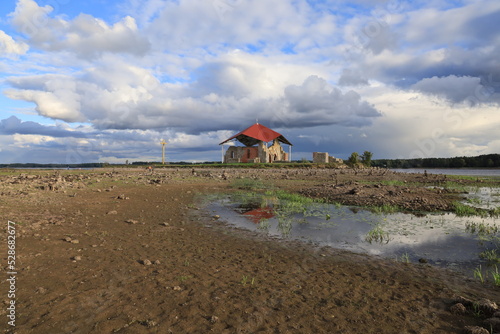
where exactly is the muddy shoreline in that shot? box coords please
[1,168,499,333]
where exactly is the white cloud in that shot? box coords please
[0,30,28,56]
[10,0,150,59]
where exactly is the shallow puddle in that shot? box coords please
[201,191,500,276]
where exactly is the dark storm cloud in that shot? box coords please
[0,116,89,137]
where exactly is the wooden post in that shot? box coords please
[160,139,167,164]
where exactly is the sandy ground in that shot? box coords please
[1,167,499,334]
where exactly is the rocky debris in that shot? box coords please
[463,326,489,334]
[71,256,82,261]
[209,315,219,323]
[116,194,129,200]
[125,219,139,224]
[142,259,152,266]
[106,210,118,215]
[452,296,500,333]
[449,303,467,315]
[173,286,182,291]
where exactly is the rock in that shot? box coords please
[36,287,47,294]
[213,215,220,219]
[126,219,139,224]
[450,303,467,315]
[476,299,498,317]
[70,239,79,244]
[210,315,219,323]
[463,326,489,334]
[173,286,182,291]
[160,222,169,226]
[142,259,152,266]
[418,258,428,263]
[154,260,161,265]
[72,256,82,261]
[106,210,118,215]
[64,236,72,242]
[116,194,129,200]
[484,317,500,331]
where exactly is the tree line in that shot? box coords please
[372,154,500,169]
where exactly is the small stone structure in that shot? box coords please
[313,152,343,164]
[220,123,292,163]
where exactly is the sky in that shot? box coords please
[0,0,499,164]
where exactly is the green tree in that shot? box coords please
[361,151,373,167]
[348,152,359,166]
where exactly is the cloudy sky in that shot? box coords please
[0,0,499,164]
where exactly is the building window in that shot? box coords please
[247,149,251,159]
[231,151,235,159]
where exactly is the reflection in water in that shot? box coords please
[203,191,500,275]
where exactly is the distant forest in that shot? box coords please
[0,163,105,168]
[372,154,500,169]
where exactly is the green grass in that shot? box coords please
[230,178,269,190]
[473,265,485,284]
[491,266,500,286]
[398,252,411,263]
[453,202,483,216]
[479,249,500,263]
[365,225,390,243]
[371,204,400,214]
[466,222,499,235]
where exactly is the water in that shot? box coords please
[202,191,500,276]
[391,168,500,177]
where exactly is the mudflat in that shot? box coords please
[1,167,499,334]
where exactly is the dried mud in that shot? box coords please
[0,167,499,334]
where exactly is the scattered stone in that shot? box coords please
[116,194,129,200]
[72,256,82,261]
[106,210,118,215]
[160,222,169,226]
[36,287,47,294]
[154,260,161,265]
[70,239,80,244]
[418,258,428,263]
[142,259,152,266]
[126,219,139,224]
[210,315,219,323]
[213,215,220,219]
[449,303,467,316]
[64,236,72,242]
[173,286,182,291]
[463,326,489,334]
[476,299,498,317]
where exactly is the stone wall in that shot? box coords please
[313,152,343,164]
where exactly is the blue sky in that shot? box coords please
[0,0,499,164]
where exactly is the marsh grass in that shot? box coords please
[399,252,411,263]
[230,178,269,190]
[479,249,500,264]
[453,202,486,217]
[491,266,500,286]
[365,225,390,244]
[371,204,400,214]
[466,222,499,235]
[473,266,485,284]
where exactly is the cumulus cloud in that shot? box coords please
[0,30,28,56]
[10,0,150,59]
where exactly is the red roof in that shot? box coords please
[219,123,292,146]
